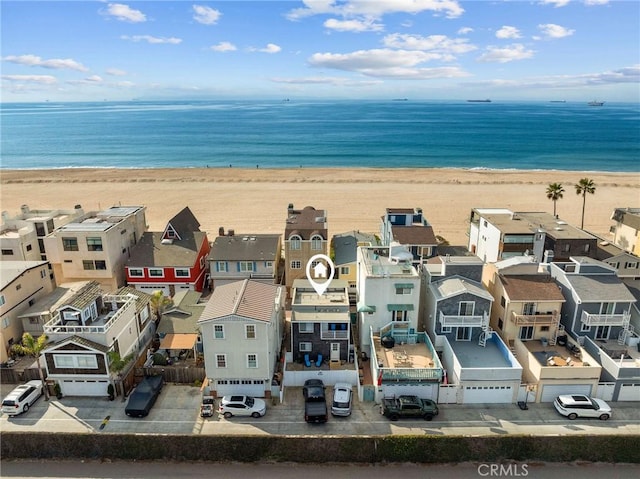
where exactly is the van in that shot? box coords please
[331,383,353,417]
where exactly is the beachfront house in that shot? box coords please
[331,231,378,302]
[380,207,438,266]
[198,279,285,398]
[548,257,639,401]
[208,229,281,289]
[610,208,640,256]
[125,206,210,296]
[43,206,148,292]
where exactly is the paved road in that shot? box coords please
[1,384,639,436]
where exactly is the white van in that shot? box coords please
[331,383,353,417]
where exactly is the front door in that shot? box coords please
[519,326,534,340]
[456,327,471,341]
[330,343,340,361]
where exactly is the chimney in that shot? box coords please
[219,226,225,236]
[74,204,82,210]
[20,204,29,215]
[228,229,235,236]
[288,203,294,213]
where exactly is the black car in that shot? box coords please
[302,379,325,401]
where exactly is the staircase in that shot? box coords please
[549,324,565,346]
[478,315,491,347]
[618,324,635,346]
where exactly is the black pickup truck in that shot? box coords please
[303,379,328,423]
[381,395,439,421]
[125,375,164,418]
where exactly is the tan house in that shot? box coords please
[610,208,640,257]
[43,206,147,292]
[0,261,56,363]
[283,204,328,295]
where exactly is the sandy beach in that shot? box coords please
[1,168,638,247]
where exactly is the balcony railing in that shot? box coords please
[511,311,559,326]
[380,367,442,382]
[581,311,630,327]
[43,294,135,335]
[439,311,486,328]
[321,330,349,340]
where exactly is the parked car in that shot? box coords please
[303,379,328,424]
[381,395,439,421]
[331,383,353,417]
[1,380,44,416]
[218,395,266,418]
[553,394,612,420]
[200,395,215,418]
[125,375,164,418]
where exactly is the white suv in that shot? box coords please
[218,395,266,418]
[553,394,612,420]
[331,383,353,417]
[1,380,44,416]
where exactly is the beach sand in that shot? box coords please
[1,168,638,247]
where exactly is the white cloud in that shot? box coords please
[496,26,521,39]
[308,48,470,79]
[210,42,237,52]
[382,33,476,55]
[2,74,57,84]
[538,23,575,39]
[287,0,464,21]
[106,68,127,76]
[540,0,571,7]
[68,75,104,85]
[477,44,534,63]
[584,0,609,5]
[102,3,146,23]
[249,43,282,54]
[3,54,89,72]
[270,76,382,87]
[120,35,182,44]
[192,5,222,25]
[324,17,384,32]
[458,27,473,35]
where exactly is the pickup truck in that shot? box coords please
[381,395,439,421]
[125,375,164,418]
[303,379,328,424]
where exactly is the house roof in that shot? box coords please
[126,231,207,267]
[612,208,640,231]
[332,231,378,266]
[0,261,48,290]
[500,274,565,302]
[164,206,201,241]
[284,205,327,239]
[199,279,280,323]
[158,290,205,335]
[115,286,152,314]
[44,335,109,354]
[18,281,95,319]
[430,275,494,302]
[390,225,437,245]
[59,281,102,311]
[565,274,637,302]
[209,233,280,261]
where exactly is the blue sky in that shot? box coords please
[1,0,639,102]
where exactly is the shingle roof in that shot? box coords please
[209,234,280,261]
[45,335,109,353]
[115,286,152,313]
[62,281,102,311]
[500,274,565,302]
[332,231,378,266]
[199,280,280,323]
[158,290,205,335]
[284,205,327,239]
[126,231,207,267]
[164,206,201,240]
[391,225,437,245]
[566,274,637,302]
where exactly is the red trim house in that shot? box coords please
[125,207,210,296]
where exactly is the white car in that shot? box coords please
[331,383,353,417]
[1,380,44,416]
[218,395,266,418]
[553,394,612,420]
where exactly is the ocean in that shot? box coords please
[1,100,638,171]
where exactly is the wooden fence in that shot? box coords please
[0,367,43,385]
[134,366,206,385]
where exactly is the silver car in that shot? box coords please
[553,394,612,420]
[1,380,44,416]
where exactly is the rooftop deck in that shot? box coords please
[450,337,514,369]
[524,339,586,367]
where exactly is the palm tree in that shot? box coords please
[546,182,565,217]
[149,290,172,322]
[107,350,134,400]
[11,333,50,400]
[575,178,596,229]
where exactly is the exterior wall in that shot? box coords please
[612,221,640,255]
[284,237,327,292]
[470,220,502,263]
[291,321,350,362]
[0,225,40,261]
[210,260,275,284]
[546,237,598,262]
[0,262,56,362]
[335,261,357,299]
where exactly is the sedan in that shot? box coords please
[218,395,266,418]
[553,394,612,420]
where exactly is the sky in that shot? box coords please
[1,0,639,102]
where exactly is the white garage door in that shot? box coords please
[383,383,438,401]
[462,385,514,404]
[61,379,109,397]
[215,379,265,398]
[540,384,592,403]
[136,285,170,296]
[618,383,640,401]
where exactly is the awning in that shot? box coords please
[357,305,376,313]
[394,283,414,289]
[159,333,198,350]
[387,304,414,311]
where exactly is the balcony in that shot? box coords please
[43,294,135,335]
[581,311,630,327]
[511,311,559,326]
[439,311,486,328]
[320,330,349,340]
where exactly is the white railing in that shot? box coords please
[581,311,630,327]
[43,295,135,334]
[321,330,349,340]
[511,311,559,326]
[439,311,485,328]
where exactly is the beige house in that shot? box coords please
[283,204,328,295]
[0,261,56,363]
[43,206,147,292]
[610,207,640,256]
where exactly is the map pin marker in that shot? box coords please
[305,254,335,296]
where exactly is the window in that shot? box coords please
[62,237,79,251]
[627,262,638,269]
[289,235,301,250]
[498,318,504,330]
[265,261,273,268]
[340,266,349,275]
[76,356,98,368]
[53,355,74,368]
[35,222,46,237]
[129,268,144,277]
[216,354,227,368]
[0,295,5,307]
[290,260,301,269]
[214,324,224,339]
[2,317,9,329]
[239,261,254,272]
[40,269,46,278]
[564,244,570,252]
[245,324,256,339]
[26,244,33,252]
[38,239,45,254]
[299,342,312,352]
[395,287,411,295]
[299,322,313,333]
[175,268,190,277]
[247,354,258,368]
[1,249,14,255]
[95,261,106,270]
[392,310,408,321]
[83,260,95,270]
[523,302,536,315]
[583,244,590,253]
[148,268,163,277]
[600,302,615,315]
[217,261,228,273]
[441,326,452,333]
[86,237,103,251]
[580,322,591,333]
[500,296,506,307]
[456,327,472,341]
[459,302,475,316]
[311,235,323,250]
[519,326,534,340]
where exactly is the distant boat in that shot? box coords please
[467,99,491,103]
[588,100,605,106]
[392,98,408,101]
[550,100,566,103]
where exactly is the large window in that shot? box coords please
[62,237,79,251]
[174,268,190,277]
[299,322,313,333]
[1,249,13,255]
[459,302,475,316]
[214,324,224,339]
[391,310,408,321]
[95,261,106,270]
[83,260,95,270]
[247,354,258,368]
[311,235,323,250]
[86,237,103,251]
[299,342,312,352]
[129,268,144,277]
[217,262,228,272]
[239,261,254,272]
[148,268,163,277]
[53,355,97,369]
[289,235,301,250]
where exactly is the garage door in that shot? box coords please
[61,379,109,397]
[215,379,265,398]
[462,385,514,404]
[618,383,640,401]
[382,383,437,401]
[540,384,592,403]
